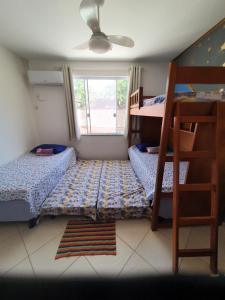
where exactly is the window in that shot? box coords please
[73,77,128,135]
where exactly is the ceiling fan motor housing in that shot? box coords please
[89,33,112,54]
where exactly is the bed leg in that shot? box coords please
[28,215,40,229]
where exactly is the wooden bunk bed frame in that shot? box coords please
[128,62,225,230]
[128,62,225,273]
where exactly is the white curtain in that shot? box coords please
[124,65,142,138]
[62,65,81,141]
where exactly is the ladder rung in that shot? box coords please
[179,116,216,123]
[178,216,216,226]
[178,248,214,257]
[178,183,216,192]
[179,150,214,159]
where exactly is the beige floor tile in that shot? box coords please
[136,231,172,273]
[116,219,150,250]
[0,232,28,276]
[186,226,210,265]
[179,257,210,274]
[119,252,158,277]
[87,237,133,277]
[61,257,98,278]
[186,226,210,249]
[0,222,20,243]
[158,227,191,249]
[179,225,225,274]
[18,216,64,254]
[4,257,35,278]
[30,234,77,278]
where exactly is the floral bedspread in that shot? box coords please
[41,160,149,221]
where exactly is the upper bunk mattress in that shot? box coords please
[0,147,76,216]
[143,95,165,106]
[142,91,224,107]
[128,145,188,202]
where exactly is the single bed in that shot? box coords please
[128,145,188,218]
[0,147,76,222]
[41,160,102,220]
[97,160,148,220]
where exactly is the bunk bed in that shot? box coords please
[128,62,225,273]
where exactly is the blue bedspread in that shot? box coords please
[128,146,188,202]
[0,147,76,217]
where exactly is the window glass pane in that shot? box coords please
[73,77,128,135]
[88,79,117,134]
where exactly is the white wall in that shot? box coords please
[29,60,169,160]
[0,46,38,165]
[32,86,69,145]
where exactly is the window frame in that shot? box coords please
[73,75,129,136]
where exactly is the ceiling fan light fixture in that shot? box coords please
[89,35,112,54]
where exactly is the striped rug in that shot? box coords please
[55,220,116,259]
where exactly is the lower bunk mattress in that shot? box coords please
[41,160,149,220]
[0,147,76,221]
[128,145,188,218]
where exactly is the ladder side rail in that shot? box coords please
[172,104,181,273]
[151,62,177,231]
[210,102,219,273]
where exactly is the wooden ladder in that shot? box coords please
[172,102,219,274]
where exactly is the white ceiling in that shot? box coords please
[0,0,224,62]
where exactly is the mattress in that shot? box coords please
[41,160,149,221]
[0,147,76,220]
[97,160,149,220]
[41,160,102,220]
[128,145,188,202]
[143,95,165,106]
[142,91,221,107]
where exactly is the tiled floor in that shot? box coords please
[0,216,225,278]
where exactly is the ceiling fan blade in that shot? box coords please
[80,0,104,33]
[107,35,134,48]
[73,41,89,50]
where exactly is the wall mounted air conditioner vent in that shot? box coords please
[27,70,64,86]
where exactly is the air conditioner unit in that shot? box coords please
[27,70,64,86]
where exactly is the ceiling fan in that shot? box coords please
[74,0,134,54]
